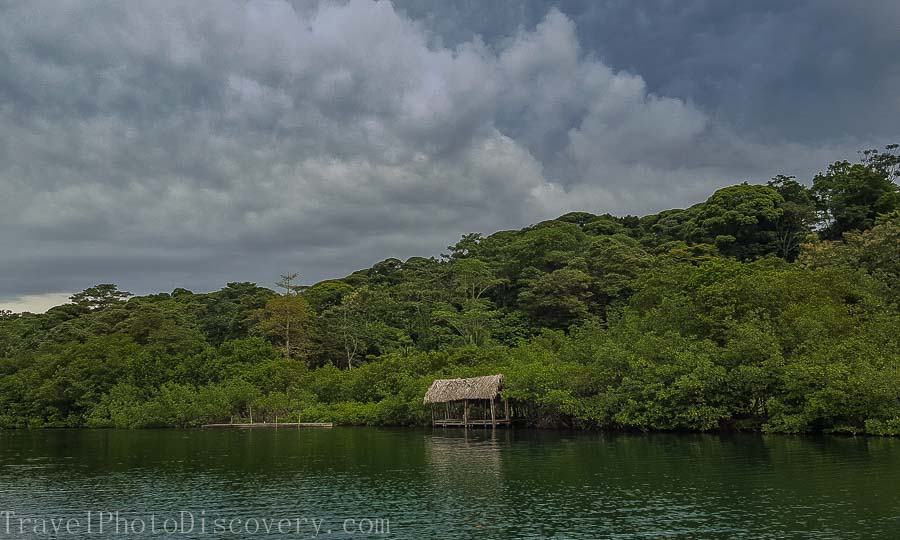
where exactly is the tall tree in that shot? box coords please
[70,284,132,311]
[257,274,311,361]
[767,175,817,260]
[197,282,275,345]
[812,145,900,240]
[860,144,900,181]
[518,267,594,329]
[689,184,783,260]
[275,273,305,295]
[449,259,503,302]
[322,288,398,369]
[587,234,652,309]
[432,298,501,347]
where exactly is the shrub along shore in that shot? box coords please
[2,146,899,434]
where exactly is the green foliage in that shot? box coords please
[813,145,900,239]
[689,183,784,260]
[1,146,898,434]
[519,268,594,329]
[255,294,313,361]
[70,284,133,311]
[767,175,817,260]
[800,216,900,305]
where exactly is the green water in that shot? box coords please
[0,428,898,539]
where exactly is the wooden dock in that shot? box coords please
[202,422,333,428]
[433,418,512,427]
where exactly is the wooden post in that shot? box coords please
[490,398,496,428]
[463,400,468,428]
[504,399,510,421]
[431,405,435,426]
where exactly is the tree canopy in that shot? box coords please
[1,145,898,434]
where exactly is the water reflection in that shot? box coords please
[0,429,897,539]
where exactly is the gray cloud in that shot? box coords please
[0,0,895,309]
[394,0,900,143]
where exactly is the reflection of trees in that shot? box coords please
[425,430,507,500]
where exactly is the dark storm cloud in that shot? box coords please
[0,0,896,310]
[394,0,900,143]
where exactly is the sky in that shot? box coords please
[1,0,898,312]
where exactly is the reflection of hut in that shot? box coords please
[425,432,504,491]
[424,375,510,428]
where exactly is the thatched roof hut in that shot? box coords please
[425,374,511,427]
[423,374,503,404]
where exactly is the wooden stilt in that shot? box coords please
[463,399,468,428]
[490,398,496,428]
[504,398,510,421]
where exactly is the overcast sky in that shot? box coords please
[2,0,898,312]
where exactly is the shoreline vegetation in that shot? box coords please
[1,146,898,435]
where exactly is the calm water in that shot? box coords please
[0,428,898,539]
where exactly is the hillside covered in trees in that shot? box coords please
[2,146,899,434]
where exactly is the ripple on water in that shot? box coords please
[0,429,897,539]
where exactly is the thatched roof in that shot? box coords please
[423,374,503,404]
